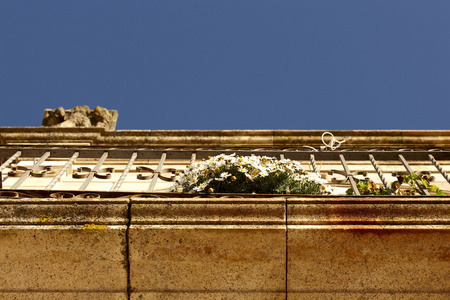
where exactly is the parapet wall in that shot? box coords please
[2,128,450,148]
[0,128,449,299]
[1,195,448,299]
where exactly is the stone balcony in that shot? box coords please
[0,128,449,299]
[0,193,448,299]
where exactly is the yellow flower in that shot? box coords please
[208,188,214,193]
[231,176,237,181]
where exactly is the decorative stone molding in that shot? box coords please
[130,197,286,225]
[0,198,128,225]
[2,128,450,148]
[287,197,450,225]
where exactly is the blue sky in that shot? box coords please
[1,1,449,130]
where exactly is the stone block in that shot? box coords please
[0,197,129,298]
[130,225,286,299]
[129,197,286,299]
[287,197,450,298]
[0,225,128,297]
[287,225,450,299]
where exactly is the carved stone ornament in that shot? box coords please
[42,106,118,131]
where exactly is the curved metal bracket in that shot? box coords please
[136,166,177,182]
[8,165,54,177]
[73,167,114,179]
[328,170,368,184]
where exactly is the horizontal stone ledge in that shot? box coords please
[287,196,450,204]
[0,196,449,225]
[0,293,127,300]
[130,197,286,204]
[0,198,129,204]
[288,203,450,225]
[131,292,286,299]
[131,198,285,225]
[286,293,450,300]
[287,224,450,229]
[0,202,128,225]
[130,224,286,230]
[3,128,450,148]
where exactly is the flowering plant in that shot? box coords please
[170,153,336,195]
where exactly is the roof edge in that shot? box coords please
[1,127,449,148]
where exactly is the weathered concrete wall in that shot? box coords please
[0,196,449,299]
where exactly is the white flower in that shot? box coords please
[238,167,248,173]
[193,185,206,192]
[170,153,335,195]
[259,170,269,177]
[220,172,231,179]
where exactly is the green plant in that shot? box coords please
[346,173,444,196]
[170,153,336,195]
[391,173,444,196]
[346,179,389,195]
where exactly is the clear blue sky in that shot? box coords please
[1,1,449,130]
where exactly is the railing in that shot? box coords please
[1,146,449,195]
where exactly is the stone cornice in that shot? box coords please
[131,197,286,225]
[0,198,128,225]
[1,195,448,226]
[287,197,450,225]
[1,127,450,148]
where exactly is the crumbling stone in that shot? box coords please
[42,106,118,130]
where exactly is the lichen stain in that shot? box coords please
[37,215,52,223]
[82,224,108,231]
